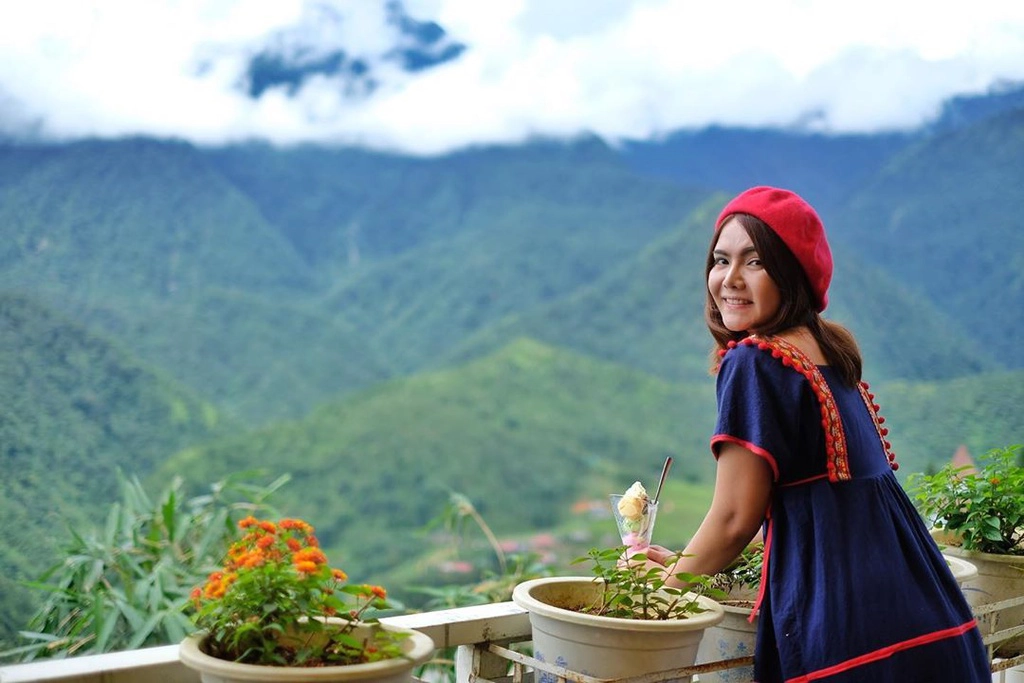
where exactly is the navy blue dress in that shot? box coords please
[711,337,990,682]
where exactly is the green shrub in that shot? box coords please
[908,445,1024,555]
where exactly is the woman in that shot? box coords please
[643,186,990,681]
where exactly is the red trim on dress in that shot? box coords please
[781,473,829,487]
[857,381,899,470]
[784,620,979,682]
[710,434,780,481]
[749,506,773,623]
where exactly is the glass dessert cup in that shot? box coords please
[609,493,659,555]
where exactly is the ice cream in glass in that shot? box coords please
[610,480,658,554]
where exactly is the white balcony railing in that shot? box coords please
[0,602,530,683]
[2,599,1023,683]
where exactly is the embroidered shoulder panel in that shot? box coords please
[726,336,852,482]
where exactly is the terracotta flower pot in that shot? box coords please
[512,576,724,682]
[179,622,435,683]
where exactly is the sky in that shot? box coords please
[1,0,1023,155]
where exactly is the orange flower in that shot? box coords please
[241,552,265,569]
[286,538,302,552]
[258,521,277,534]
[295,560,319,574]
[239,516,258,529]
[280,518,313,533]
[331,568,347,581]
[370,585,387,600]
[293,548,328,566]
[257,535,276,550]
[204,579,226,599]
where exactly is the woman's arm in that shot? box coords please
[649,442,773,588]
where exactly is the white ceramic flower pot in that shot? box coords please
[932,529,1024,657]
[943,554,979,585]
[512,576,724,683]
[179,623,435,683]
[694,601,756,683]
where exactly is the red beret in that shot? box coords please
[716,186,833,312]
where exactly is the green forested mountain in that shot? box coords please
[0,138,313,297]
[446,196,998,383]
[0,139,393,423]
[0,293,224,641]
[75,288,392,423]
[441,194,726,380]
[833,108,1024,363]
[315,177,712,372]
[620,127,916,216]
[206,137,692,269]
[877,369,1024,467]
[150,338,720,584]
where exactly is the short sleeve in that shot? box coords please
[711,344,823,483]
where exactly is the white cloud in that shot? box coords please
[1,0,1023,154]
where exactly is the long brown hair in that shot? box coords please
[705,214,862,386]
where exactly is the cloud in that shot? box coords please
[1,0,1023,155]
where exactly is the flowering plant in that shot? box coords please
[908,444,1024,556]
[572,546,721,620]
[188,515,406,666]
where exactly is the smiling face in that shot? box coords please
[708,218,782,334]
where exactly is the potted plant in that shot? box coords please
[511,546,724,682]
[695,543,763,683]
[179,515,435,683]
[908,444,1024,657]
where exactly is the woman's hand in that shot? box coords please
[615,546,673,579]
[640,545,677,566]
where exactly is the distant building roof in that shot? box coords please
[951,444,977,475]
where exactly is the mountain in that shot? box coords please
[926,80,1024,134]
[0,138,393,423]
[831,107,1024,363]
[0,138,313,298]
[308,147,714,372]
[617,81,1024,216]
[205,137,707,271]
[618,127,916,216]
[0,292,224,643]
[446,195,999,383]
[151,339,720,582]
[875,369,1024,475]
[2,123,1018,426]
[76,288,393,423]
